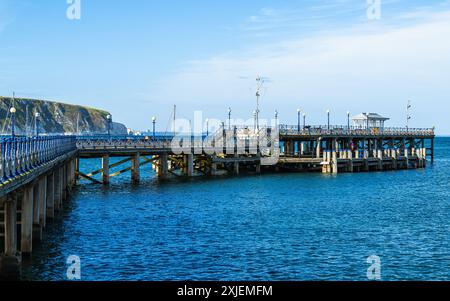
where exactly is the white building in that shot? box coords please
[351,113,389,129]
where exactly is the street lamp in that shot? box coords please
[347,111,351,129]
[106,114,112,136]
[275,110,278,126]
[303,113,306,129]
[326,109,330,130]
[152,116,156,139]
[228,107,232,130]
[366,112,370,132]
[34,112,41,137]
[253,111,257,131]
[10,107,16,138]
[297,109,301,133]
[205,118,209,136]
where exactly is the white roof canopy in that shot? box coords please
[351,113,390,121]
[351,113,390,128]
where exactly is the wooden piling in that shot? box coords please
[158,153,169,179]
[131,153,140,183]
[54,168,61,211]
[184,154,194,177]
[4,195,17,256]
[32,183,42,242]
[38,177,47,229]
[234,161,240,175]
[102,155,110,185]
[46,172,55,220]
[21,186,34,255]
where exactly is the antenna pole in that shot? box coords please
[256,76,262,132]
[173,105,177,136]
[406,100,412,130]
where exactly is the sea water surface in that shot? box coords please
[21,138,450,281]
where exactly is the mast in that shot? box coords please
[173,105,177,135]
[255,76,262,132]
[406,100,412,129]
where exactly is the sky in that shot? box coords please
[0,0,450,134]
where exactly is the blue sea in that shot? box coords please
[21,137,450,281]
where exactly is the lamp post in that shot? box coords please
[275,110,278,127]
[297,109,301,133]
[206,118,209,137]
[255,77,262,132]
[253,111,257,131]
[366,112,370,132]
[10,107,16,138]
[34,112,40,137]
[326,109,330,130]
[228,107,232,130]
[347,111,351,129]
[106,114,112,136]
[303,113,306,129]
[152,116,156,139]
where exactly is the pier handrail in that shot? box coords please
[76,135,174,150]
[279,125,435,137]
[0,136,77,184]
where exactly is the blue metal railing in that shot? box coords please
[279,125,435,136]
[0,136,77,184]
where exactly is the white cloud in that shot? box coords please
[148,8,450,133]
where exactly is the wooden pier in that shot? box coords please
[0,124,435,279]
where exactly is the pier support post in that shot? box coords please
[211,162,218,176]
[431,138,435,164]
[59,166,65,204]
[404,139,409,169]
[46,172,55,220]
[377,140,383,170]
[362,139,369,171]
[300,142,306,156]
[421,140,426,168]
[332,139,338,174]
[54,168,61,211]
[38,177,47,229]
[102,155,110,185]
[158,153,169,179]
[21,186,34,255]
[0,194,20,280]
[347,139,353,172]
[256,161,261,174]
[61,166,66,202]
[184,154,194,177]
[283,141,289,157]
[234,161,240,175]
[131,153,140,183]
[32,183,42,242]
[4,195,18,256]
[75,157,80,183]
[316,139,322,159]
